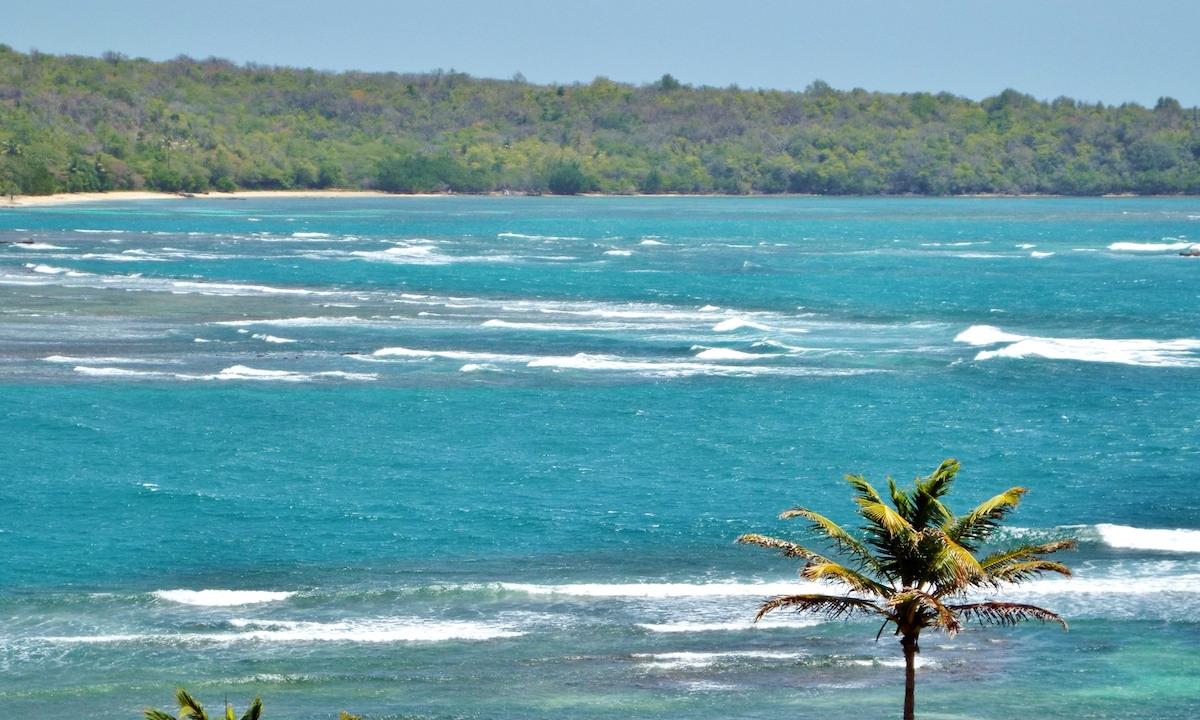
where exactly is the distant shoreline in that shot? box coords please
[3,190,1195,208]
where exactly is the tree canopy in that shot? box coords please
[2,45,1198,196]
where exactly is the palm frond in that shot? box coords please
[239,696,262,720]
[919,459,960,499]
[144,711,178,720]
[176,689,207,720]
[800,560,892,597]
[979,540,1077,572]
[951,601,1068,630]
[888,588,963,635]
[911,459,958,529]
[339,712,363,720]
[845,473,885,505]
[887,476,914,522]
[945,487,1028,549]
[778,508,888,577]
[932,530,985,589]
[753,593,885,623]
[857,498,914,539]
[734,533,825,562]
[988,560,1073,584]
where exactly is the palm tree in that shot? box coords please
[737,459,1074,720]
[144,688,262,720]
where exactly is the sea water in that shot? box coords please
[0,196,1198,719]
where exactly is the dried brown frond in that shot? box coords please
[888,588,963,636]
[753,593,884,623]
[735,534,824,562]
[951,601,1068,630]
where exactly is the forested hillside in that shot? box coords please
[2,45,1199,196]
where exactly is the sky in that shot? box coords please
[6,0,1199,107]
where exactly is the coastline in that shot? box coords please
[0,189,396,208]
[0,189,1187,208]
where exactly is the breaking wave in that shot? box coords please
[955,325,1200,367]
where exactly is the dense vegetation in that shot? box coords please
[2,45,1199,196]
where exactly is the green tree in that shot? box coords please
[546,160,591,195]
[738,459,1074,720]
[144,688,262,720]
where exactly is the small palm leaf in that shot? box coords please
[753,593,885,623]
[144,710,178,720]
[951,601,1068,630]
[239,696,263,720]
[176,689,207,720]
[910,459,958,529]
[945,487,1028,550]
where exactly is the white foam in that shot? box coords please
[291,232,330,238]
[1030,251,1055,258]
[497,232,582,240]
[45,355,164,365]
[954,325,1027,346]
[205,366,376,382]
[955,325,1200,367]
[1108,241,1198,252]
[40,618,520,645]
[640,239,665,245]
[481,319,622,332]
[500,581,808,598]
[350,245,452,265]
[713,318,772,332]
[693,348,777,361]
[153,590,295,606]
[74,366,170,378]
[639,616,821,633]
[373,347,539,363]
[1097,524,1200,553]
[252,334,297,344]
[169,280,332,297]
[9,242,66,250]
[604,250,633,256]
[632,650,808,669]
[214,317,369,328]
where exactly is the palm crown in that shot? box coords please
[737,459,1074,720]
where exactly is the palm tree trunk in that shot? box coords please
[901,632,919,720]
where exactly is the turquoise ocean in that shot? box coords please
[1,197,1199,719]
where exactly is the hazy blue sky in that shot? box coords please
[6,0,1198,106]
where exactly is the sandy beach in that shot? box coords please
[1,190,396,207]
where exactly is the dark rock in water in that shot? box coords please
[1181,249,1200,257]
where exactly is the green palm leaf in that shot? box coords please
[239,696,263,720]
